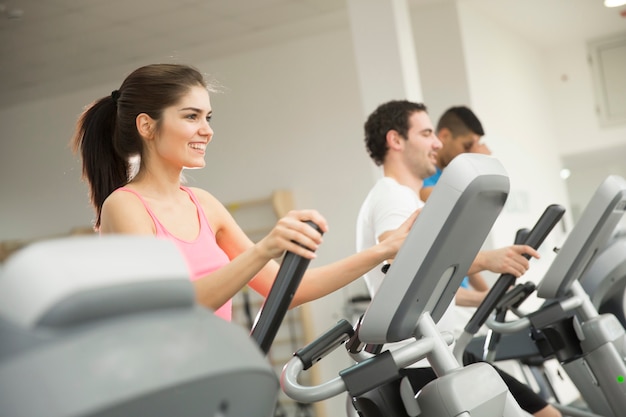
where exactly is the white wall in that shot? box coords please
[0,86,102,240]
[411,2,472,119]
[458,4,572,246]
[546,41,626,157]
[410,2,572,289]
[456,4,572,307]
[546,40,626,227]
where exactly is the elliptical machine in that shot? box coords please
[454,174,626,417]
[281,154,561,417]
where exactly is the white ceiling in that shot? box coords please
[0,0,625,110]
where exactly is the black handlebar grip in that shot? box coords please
[464,204,565,335]
[487,227,530,352]
[521,205,565,254]
[486,281,537,352]
[294,319,355,370]
[250,220,323,354]
[514,228,531,246]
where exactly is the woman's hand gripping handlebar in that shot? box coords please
[250,220,323,354]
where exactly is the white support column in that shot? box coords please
[346,0,423,117]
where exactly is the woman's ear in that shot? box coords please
[136,113,156,139]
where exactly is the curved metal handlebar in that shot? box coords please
[281,357,348,402]
[281,336,440,403]
[485,316,531,333]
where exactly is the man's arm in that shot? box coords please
[467,272,489,291]
[455,287,487,307]
[455,272,490,307]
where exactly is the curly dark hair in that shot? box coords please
[364,100,428,166]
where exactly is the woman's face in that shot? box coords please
[153,85,213,170]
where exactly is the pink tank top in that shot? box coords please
[117,186,232,321]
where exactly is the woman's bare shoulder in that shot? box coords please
[100,189,154,234]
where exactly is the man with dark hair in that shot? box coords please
[437,105,485,135]
[356,100,561,417]
[420,105,489,202]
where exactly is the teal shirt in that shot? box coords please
[423,166,442,187]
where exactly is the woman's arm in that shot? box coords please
[211,196,418,308]
[288,209,419,307]
[105,186,415,310]
[101,189,325,310]
[202,184,419,307]
[194,189,331,309]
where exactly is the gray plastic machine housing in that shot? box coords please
[0,236,278,417]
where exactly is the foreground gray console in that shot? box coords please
[0,236,278,417]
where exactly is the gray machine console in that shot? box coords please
[537,175,626,299]
[359,153,510,344]
[0,236,279,417]
[0,235,193,330]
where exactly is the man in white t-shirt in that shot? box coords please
[355,100,561,417]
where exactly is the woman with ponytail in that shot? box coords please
[72,63,417,320]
